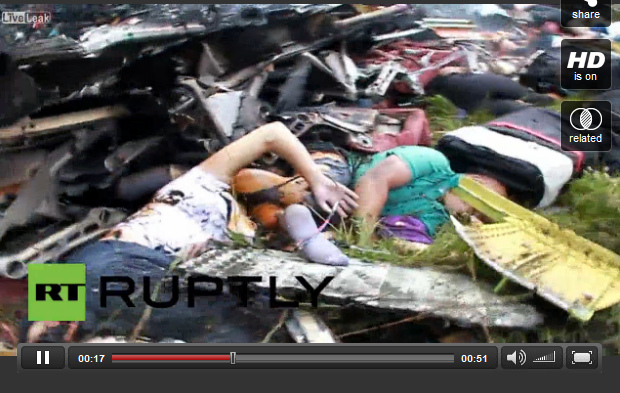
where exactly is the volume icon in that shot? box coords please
[507,350,527,366]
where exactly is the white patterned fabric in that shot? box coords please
[102,168,256,256]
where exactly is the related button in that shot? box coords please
[566,346,599,369]
[561,0,611,28]
[561,100,612,152]
[21,346,65,369]
[561,39,611,91]
[501,347,563,369]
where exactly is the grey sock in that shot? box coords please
[281,204,349,266]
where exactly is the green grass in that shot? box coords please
[423,95,514,144]
[334,220,475,269]
[424,95,468,133]
[542,171,620,255]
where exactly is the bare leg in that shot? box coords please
[280,204,349,266]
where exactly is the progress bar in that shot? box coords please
[61,345,496,369]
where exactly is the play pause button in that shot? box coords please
[37,350,49,365]
[21,346,65,369]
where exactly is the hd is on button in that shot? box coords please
[561,39,612,91]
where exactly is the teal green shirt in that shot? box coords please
[349,146,462,236]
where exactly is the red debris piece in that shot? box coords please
[0,278,28,307]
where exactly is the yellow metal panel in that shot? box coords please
[452,176,620,321]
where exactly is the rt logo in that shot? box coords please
[566,52,606,69]
[28,264,86,321]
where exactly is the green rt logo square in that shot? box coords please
[28,264,86,321]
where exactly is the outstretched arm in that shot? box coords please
[200,122,358,217]
[200,122,318,184]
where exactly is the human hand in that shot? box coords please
[177,240,212,261]
[1,322,18,348]
[26,321,79,343]
[309,173,358,218]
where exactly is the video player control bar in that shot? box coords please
[16,343,602,372]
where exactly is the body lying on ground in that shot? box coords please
[22,122,358,343]
[348,146,504,242]
[238,143,490,248]
[425,70,556,116]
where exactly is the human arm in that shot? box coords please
[199,122,358,216]
[353,154,412,227]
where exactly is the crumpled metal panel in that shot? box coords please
[453,217,620,322]
[204,92,243,139]
[0,207,127,279]
[0,150,46,188]
[7,36,86,64]
[102,4,344,29]
[78,22,208,55]
[215,4,345,29]
[2,4,347,61]
[181,247,544,329]
[285,310,338,343]
[451,175,620,322]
